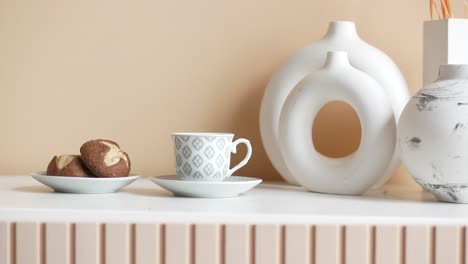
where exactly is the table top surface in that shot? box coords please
[0,176,465,224]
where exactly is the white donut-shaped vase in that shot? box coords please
[279,52,396,195]
[260,21,409,186]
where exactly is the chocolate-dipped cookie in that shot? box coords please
[80,139,131,177]
[46,155,94,177]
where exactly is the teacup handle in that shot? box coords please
[227,138,252,177]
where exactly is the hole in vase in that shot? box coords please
[312,100,362,158]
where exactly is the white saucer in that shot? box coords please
[150,175,262,198]
[32,172,139,194]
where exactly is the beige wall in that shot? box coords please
[0,0,436,187]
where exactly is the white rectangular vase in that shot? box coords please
[423,19,468,85]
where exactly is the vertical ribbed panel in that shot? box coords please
[135,223,161,264]
[406,225,431,264]
[4,222,468,263]
[16,222,42,264]
[75,223,100,264]
[0,222,11,264]
[315,225,341,264]
[106,223,131,264]
[375,225,401,264]
[46,223,71,264]
[225,224,251,264]
[284,225,310,264]
[465,227,468,264]
[165,223,191,264]
[255,224,281,264]
[345,225,371,264]
[435,225,461,264]
[195,224,220,264]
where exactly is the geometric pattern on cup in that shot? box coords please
[173,135,232,181]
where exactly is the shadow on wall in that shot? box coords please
[229,77,280,180]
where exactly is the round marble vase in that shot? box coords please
[398,65,468,203]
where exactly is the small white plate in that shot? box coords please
[149,175,262,198]
[32,172,139,194]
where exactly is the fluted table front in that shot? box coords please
[0,176,465,264]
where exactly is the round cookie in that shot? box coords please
[46,155,95,177]
[80,139,131,177]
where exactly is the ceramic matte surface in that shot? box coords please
[260,20,409,186]
[279,52,396,195]
[398,65,468,203]
[150,175,262,198]
[172,133,252,181]
[32,172,139,194]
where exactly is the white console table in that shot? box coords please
[0,176,466,264]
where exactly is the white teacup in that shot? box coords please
[172,133,252,181]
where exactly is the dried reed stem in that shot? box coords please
[446,0,453,17]
[464,0,468,17]
[430,0,435,19]
[434,2,443,18]
[429,0,468,18]
[440,0,448,18]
